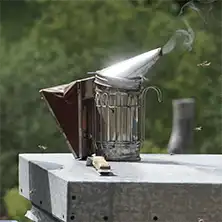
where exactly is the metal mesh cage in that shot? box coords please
[93,83,146,161]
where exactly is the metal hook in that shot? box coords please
[101,92,109,107]
[141,86,163,102]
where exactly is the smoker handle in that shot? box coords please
[141,86,162,144]
[168,98,195,154]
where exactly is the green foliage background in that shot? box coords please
[0,0,221,220]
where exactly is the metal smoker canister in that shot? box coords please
[93,75,146,161]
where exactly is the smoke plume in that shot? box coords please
[162,18,195,55]
[162,0,218,55]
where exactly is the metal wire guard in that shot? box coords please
[93,84,162,161]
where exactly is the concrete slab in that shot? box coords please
[19,153,222,222]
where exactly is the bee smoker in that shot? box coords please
[40,75,162,163]
[40,48,162,163]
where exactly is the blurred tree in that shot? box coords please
[4,187,31,221]
[0,0,46,43]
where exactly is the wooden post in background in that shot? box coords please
[168,98,195,154]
